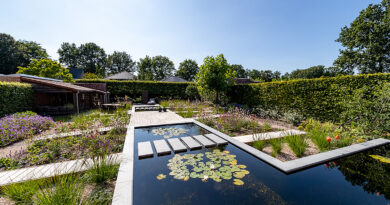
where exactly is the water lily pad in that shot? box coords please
[233,179,244,186]
[370,155,390,163]
[156,174,166,180]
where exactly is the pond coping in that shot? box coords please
[112,119,390,205]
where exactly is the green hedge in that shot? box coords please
[0,82,34,116]
[76,79,192,99]
[228,73,390,121]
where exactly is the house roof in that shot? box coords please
[105,71,134,80]
[68,68,84,79]
[8,74,104,93]
[162,76,187,82]
[234,78,260,84]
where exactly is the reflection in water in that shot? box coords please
[332,145,390,200]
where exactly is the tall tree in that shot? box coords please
[58,42,79,68]
[175,59,199,81]
[17,59,73,82]
[248,69,261,80]
[0,33,21,74]
[334,0,390,74]
[152,55,175,81]
[288,65,336,79]
[231,64,248,78]
[107,51,136,74]
[58,42,107,75]
[17,40,48,67]
[196,54,236,104]
[137,56,154,80]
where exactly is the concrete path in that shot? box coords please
[34,127,113,141]
[129,110,191,126]
[0,153,121,186]
[233,129,306,143]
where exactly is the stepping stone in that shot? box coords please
[181,136,202,150]
[153,140,171,155]
[167,138,187,153]
[205,134,228,146]
[138,141,154,158]
[193,135,216,148]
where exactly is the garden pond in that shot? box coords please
[133,123,390,205]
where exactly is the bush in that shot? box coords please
[228,73,390,121]
[185,84,200,100]
[76,79,191,99]
[0,82,34,117]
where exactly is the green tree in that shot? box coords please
[196,54,236,104]
[231,64,248,78]
[334,0,390,74]
[137,56,154,80]
[289,65,328,79]
[248,69,261,80]
[107,51,136,74]
[17,59,73,82]
[175,59,199,81]
[58,42,107,76]
[152,55,175,81]
[0,34,48,74]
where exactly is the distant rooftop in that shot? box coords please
[8,74,63,82]
[105,71,134,80]
[68,68,84,79]
[162,76,187,82]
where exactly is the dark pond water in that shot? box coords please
[133,123,390,205]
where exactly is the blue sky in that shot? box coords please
[0,0,382,73]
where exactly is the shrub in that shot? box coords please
[282,110,304,126]
[286,135,307,157]
[2,180,40,204]
[85,155,119,184]
[0,158,21,170]
[304,119,335,151]
[0,82,34,117]
[0,112,54,147]
[185,84,200,100]
[228,73,390,121]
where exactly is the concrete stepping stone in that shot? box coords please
[193,135,216,148]
[138,141,154,158]
[167,138,187,153]
[181,136,202,150]
[205,133,228,146]
[153,140,171,155]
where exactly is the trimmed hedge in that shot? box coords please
[76,79,192,99]
[0,82,34,116]
[228,73,390,121]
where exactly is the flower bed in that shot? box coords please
[0,112,54,147]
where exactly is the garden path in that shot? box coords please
[129,110,192,126]
[233,129,306,143]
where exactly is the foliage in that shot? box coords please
[0,33,48,74]
[286,135,307,157]
[85,155,119,184]
[185,84,200,100]
[17,59,74,82]
[249,69,281,82]
[107,51,136,74]
[2,180,40,204]
[282,110,304,126]
[334,0,390,74]
[175,59,199,81]
[0,82,33,116]
[286,65,336,79]
[304,119,334,151]
[83,72,103,79]
[229,73,390,121]
[0,158,21,170]
[77,79,191,99]
[231,64,248,78]
[58,42,107,75]
[252,140,266,151]
[196,54,236,104]
[0,111,54,147]
[137,55,175,81]
[340,83,390,138]
[269,138,283,157]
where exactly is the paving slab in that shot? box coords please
[167,138,187,153]
[204,133,228,146]
[153,140,171,155]
[181,136,202,150]
[137,141,154,158]
[193,135,216,147]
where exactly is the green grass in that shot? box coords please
[305,119,334,151]
[2,180,40,204]
[85,155,119,184]
[263,122,272,132]
[252,140,266,151]
[286,135,307,157]
[269,138,283,157]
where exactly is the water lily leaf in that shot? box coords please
[237,164,246,169]
[370,155,390,163]
[233,179,244,186]
[156,174,166,180]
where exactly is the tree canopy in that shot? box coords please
[196,54,236,103]
[137,55,175,81]
[334,0,390,74]
[175,59,199,81]
[17,59,73,82]
[0,33,48,74]
[107,51,136,74]
[231,64,248,78]
[58,42,107,76]
[287,65,335,79]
